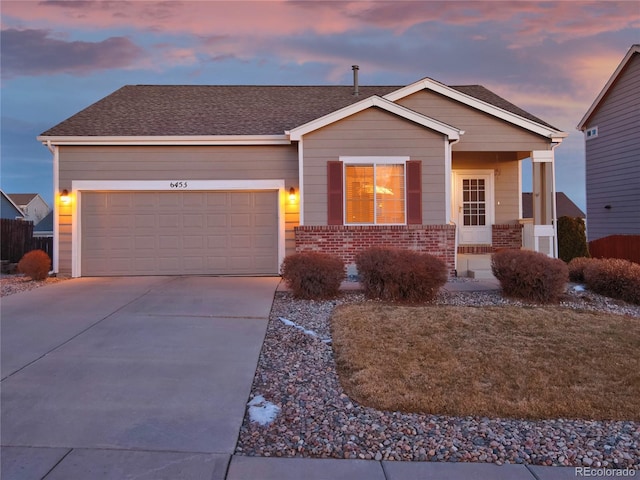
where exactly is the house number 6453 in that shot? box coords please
[170,181,188,189]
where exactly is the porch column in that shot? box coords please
[531,150,557,257]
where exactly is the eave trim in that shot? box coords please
[37,135,291,146]
[577,45,640,130]
[384,78,568,140]
[287,95,462,141]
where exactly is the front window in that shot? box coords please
[344,163,405,224]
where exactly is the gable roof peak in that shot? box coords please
[577,44,640,130]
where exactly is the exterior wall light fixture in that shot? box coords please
[60,189,71,205]
[289,187,296,202]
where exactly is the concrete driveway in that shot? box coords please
[1,276,279,480]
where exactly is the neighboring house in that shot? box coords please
[521,192,585,252]
[7,193,50,225]
[521,192,585,219]
[1,190,25,220]
[38,72,567,278]
[577,44,640,242]
[33,210,54,237]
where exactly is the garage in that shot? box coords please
[81,190,278,276]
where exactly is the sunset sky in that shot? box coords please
[1,1,638,210]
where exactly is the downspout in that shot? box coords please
[550,142,560,258]
[46,140,60,274]
[448,136,461,276]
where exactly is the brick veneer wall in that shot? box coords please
[492,224,523,250]
[295,224,456,276]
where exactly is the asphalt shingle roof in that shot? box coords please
[40,83,558,137]
[7,193,39,205]
[522,192,585,219]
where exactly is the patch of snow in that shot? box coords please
[573,284,586,292]
[248,395,280,426]
[278,316,332,343]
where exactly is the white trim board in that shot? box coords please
[384,77,568,140]
[577,45,640,130]
[70,179,286,278]
[38,135,290,146]
[288,95,462,141]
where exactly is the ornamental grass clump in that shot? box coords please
[583,258,640,305]
[491,249,568,303]
[280,252,345,299]
[17,249,51,281]
[355,247,447,302]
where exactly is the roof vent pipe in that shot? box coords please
[352,65,359,96]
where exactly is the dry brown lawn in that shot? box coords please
[331,305,640,421]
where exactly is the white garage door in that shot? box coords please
[81,191,278,276]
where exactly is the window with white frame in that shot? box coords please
[586,126,598,139]
[342,158,406,224]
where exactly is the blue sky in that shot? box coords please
[1,1,638,210]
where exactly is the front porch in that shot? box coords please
[450,149,559,276]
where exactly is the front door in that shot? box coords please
[454,171,494,244]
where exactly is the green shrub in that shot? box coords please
[558,216,589,263]
[281,252,345,299]
[568,256,598,283]
[17,249,51,281]
[491,249,568,303]
[583,258,640,305]
[355,247,447,302]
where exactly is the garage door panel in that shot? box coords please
[134,214,157,228]
[230,236,251,248]
[183,193,206,206]
[231,214,251,227]
[158,194,182,207]
[158,214,179,228]
[254,213,276,227]
[132,193,157,207]
[183,214,204,228]
[206,214,227,227]
[158,258,180,271]
[134,236,156,250]
[230,193,251,206]
[108,193,133,208]
[82,191,278,276]
[183,236,204,249]
[207,194,228,207]
[254,234,276,248]
[207,235,228,249]
[159,236,179,249]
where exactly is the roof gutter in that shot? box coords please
[37,134,291,146]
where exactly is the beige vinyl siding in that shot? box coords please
[453,152,521,224]
[397,91,551,151]
[585,53,640,241]
[57,144,299,275]
[302,108,447,225]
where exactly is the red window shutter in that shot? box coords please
[406,160,422,224]
[327,161,343,225]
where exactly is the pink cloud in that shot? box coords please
[1,28,144,78]
[3,1,637,47]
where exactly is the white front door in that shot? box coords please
[454,171,494,244]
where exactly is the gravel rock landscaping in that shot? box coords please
[236,282,640,469]
[1,274,66,297]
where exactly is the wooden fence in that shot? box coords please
[589,235,640,264]
[1,218,53,264]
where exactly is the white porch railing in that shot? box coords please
[519,219,555,257]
